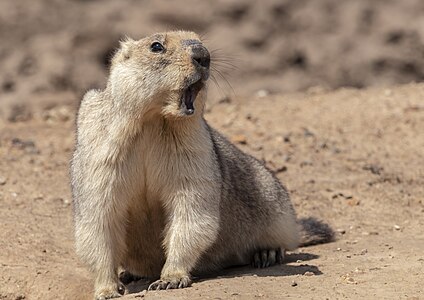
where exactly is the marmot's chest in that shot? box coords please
[133,127,215,198]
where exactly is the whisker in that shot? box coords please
[211,67,235,97]
[209,73,227,100]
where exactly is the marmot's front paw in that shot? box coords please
[148,275,192,290]
[95,284,125,300]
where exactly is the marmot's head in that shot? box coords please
[109,31,210,120]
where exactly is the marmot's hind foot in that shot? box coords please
[252,248,285,268]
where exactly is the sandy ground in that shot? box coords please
[1,1,424,299]
[1,83,423,299]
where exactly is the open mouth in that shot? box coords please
[180,79,204,115]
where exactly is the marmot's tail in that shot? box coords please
[298,217,335,247]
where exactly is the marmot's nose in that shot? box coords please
[191,45,210,69]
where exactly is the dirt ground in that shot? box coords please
[1,84,423,300]
[1,1,424,300]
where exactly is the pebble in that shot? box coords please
[255,89,269,98]
[347,198,360,206]
[275,166,288,173]
[341,274,357,284]
[345,277,356,284]
[337,229,346,235]
[231,135,247,145]
[393,225,401,230]
[11,138,39,154]
[291,281,298,287]
[303,271,315,276]
[218,96,231,104]
[134,290,146,298]
[360,248,368,255]
[42,106,71,122]
[7,104,32,122]
[0,176,6,185]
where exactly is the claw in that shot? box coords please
[252,247,283,269]
[261,250,268,268]
[148,276,191,291]
[253,252,261,268]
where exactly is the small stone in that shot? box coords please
[347,198,360,206]
[232,135,247,145]
[218,96,232,104]
[346,277,356,284]
[393,225,401,230]
[302,128,315,137]
[336,247,342,251]
[256,89,269,98]
[42,106,71,123]
[363,164,383,175]
[134,290,146,298]
[291,281,298,287]
[341,274,357,284]
[11,138,39,154]
[300,161,313,167]
[275,166,287,173]
[304,271,314,276]
[296,259,303,263]
[360,249,368,255]
[0,176,6,185]
[336,229,346,235]
[7,104,32,122]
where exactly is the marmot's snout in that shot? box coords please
[191,44,210,77]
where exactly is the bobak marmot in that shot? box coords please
[71,31,333,300]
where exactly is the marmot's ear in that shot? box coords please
[119,36,135,59]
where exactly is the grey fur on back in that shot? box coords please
[193,124,298,272]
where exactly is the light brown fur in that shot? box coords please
[71,31,332,300]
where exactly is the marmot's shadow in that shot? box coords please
[125,252,320,295]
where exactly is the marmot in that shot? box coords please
[71,31,333,300]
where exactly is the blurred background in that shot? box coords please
[1,3,424,299]
[1,0,424,117]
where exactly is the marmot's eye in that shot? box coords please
[151,42,165,53]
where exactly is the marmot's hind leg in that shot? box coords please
[251,248,285,268]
